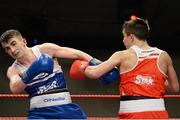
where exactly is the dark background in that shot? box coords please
[0,0,179,51]
[0,0,180,118]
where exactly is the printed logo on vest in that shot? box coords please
[37,81,58,94]
[135,75,154,85]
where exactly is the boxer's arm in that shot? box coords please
[70,52,121,84]
[7,66,26,93]
[88,58,119,84]
[85,51,121,80]
[7,54,54,93]
[163,52,179,93]
[38,43,93,61]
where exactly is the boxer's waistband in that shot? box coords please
[30,92,72,109]
[119,98,165,113]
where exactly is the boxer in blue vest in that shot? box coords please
[0,29,94,119]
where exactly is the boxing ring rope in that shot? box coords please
[0,94,180,99]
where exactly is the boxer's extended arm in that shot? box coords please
[88,58,119,84]
[85,51,122,84]
[38,43,93,61]
[69,58,119,84]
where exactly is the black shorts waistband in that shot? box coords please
[45,88,69,94]
[120,96,158,101]
[36,88,69,96]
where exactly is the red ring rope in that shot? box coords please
[0,94,180,99]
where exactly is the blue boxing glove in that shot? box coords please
[21,54,54,84]
[89,58,119,84]
[99,67,119,84]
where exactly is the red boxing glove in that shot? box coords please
[69,60,89,80]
